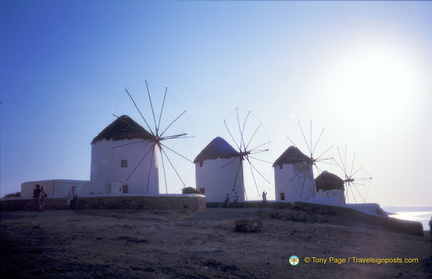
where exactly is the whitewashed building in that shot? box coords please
[315,171,346,204]
[273,146,316,202]
[90,115,159,195]
[21,115,160,198]
[194,137,244,203]
[21,180,123,199]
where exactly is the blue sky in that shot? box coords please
[1,0,431,207]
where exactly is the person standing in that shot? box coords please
[429,217,432,243]
[39,186,47,212]
[233,191,239,208]
[225,194,230,208]
[32,184,41,211]
[262,191,267,203]
[67,186,78,210]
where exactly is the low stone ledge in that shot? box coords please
[294,201,424,236]
[0,195,207,211]
[207,201,292,209]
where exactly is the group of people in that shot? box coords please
[224,191,268,208]
[32,184,47,212]
[32,184,78,211]
[224,192,239,208]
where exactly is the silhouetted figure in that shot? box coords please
[39,186,47,212]
[67,186,78,210]
[262,191,267,202]
[225,194,230,208]
[233,191,239,208]
[32,184,41,211]
[429,217,432,243]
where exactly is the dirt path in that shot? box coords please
[1,208,431,278]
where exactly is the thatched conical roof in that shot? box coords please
[91,115,154,144]
[194,137,240,164]
[273,146,311,167]
[315,171,344,191]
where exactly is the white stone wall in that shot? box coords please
[21,179,123,198]
[195,157,245,203]
[316,189,346,204]
[91,139,159,194]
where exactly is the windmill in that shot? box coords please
[223,108,272,201]
[274,120,336,202]
[314,170,346,203]
[104,80,194,194]
[333,145,372,203]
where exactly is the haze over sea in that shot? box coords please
[384,207,432,231]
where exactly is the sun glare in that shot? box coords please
[325,44,423,129]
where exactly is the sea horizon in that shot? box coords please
[384,206,432,231]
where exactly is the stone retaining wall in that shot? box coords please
[294,201,424,236]
[207,201,292,209]
[0,195,207,211]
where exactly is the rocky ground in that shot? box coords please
[1,208,431,279]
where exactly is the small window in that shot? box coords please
[199,187,205,194]
[122,185,129,193]
[121,160,128,168]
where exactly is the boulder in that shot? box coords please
[235,218,262,232]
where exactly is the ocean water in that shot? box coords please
[389,211,432,231]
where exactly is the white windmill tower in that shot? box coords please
[91,81,194,195]
[195,108,271,202]
[314,170,346,204]
[91,115,159,194]
[274,121,335,202]
[194,137,243,202]
[273,146,315,202]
